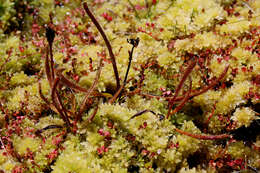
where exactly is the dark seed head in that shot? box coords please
[127,37,140,47]
[46,27,56,44]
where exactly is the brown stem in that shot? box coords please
[38,82,59,114]
[46,26,56,84]
[138,65,229,102]
[51,77,71,128]
[124,38,139,84]
[204,102,217,126]
[167,58,197,118]
[108,84,124,104]
[45,48,53,86]
[56,69,89,93]
[76,59,103,121]
[175,128,231,140]
[130,109,156,119]
[109,38,139,104]
[49,44,55,81]
[167,77,192,118]
[88,105,99,123]
[83,2,120,90]
[38,82,50,105]
[184,65,229,99]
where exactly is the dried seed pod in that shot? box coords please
[45,27,55,45]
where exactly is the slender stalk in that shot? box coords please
[108,84,124,104]
[88,105,99,123]
[38,82,59,114]
[167,58,197,118]
[184,65,229,99]
[45,48,53,86]
[109,38,139,104]
[49,43,55,81]
[167,77,192,118]
[38,82,51,105]
[124,38,139,84]
[138,65,229,102]
[204,102,217,126]
[55,69,89,93]
[76,59,103,121]
[83,2,120,90]
[175,128,231,140]
[51,77,71,128]
[46,26,56,83]
[130,109,156,119]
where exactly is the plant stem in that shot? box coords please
[167,77,192,118]
[51,77,71,128]
[45,48,53,86]
[83,2,120,90]
[76,59,103,121]
[175,128,231,140]
[167,58,197,118]
[109,38,139,104]
[138,65,229,102]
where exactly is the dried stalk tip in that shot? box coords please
[46,27,55,45]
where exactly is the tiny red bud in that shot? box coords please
[241,66,247,72]
[104,131,110,137]
[102,12,112,21]
[143,122,147,128]
[98,128,104,135]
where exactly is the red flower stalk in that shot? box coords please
[83,2,120,90]
[51,77,71,128]
[138,65,229,103]
[175,127,231,140]
[167,58,197,118]
[167,77,192,118]
[88,105,99,123]
[180,65,229,100]
[76,59,103,121]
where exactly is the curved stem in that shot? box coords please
[167,77,192,118]
[76,59,103,121]
[138,65,229,102]
[83,2,120,90]
[51,77,71,128]
[167,58,197,118]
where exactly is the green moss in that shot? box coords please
[227,141,251,159]
[9,72,34,86]
[0,0,15,37]
[14,137,41,155]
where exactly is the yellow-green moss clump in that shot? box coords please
[0,0,259,172]
[231,107,256,127]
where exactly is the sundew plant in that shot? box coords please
[0,0,259,172]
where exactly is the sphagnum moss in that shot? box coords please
[0,0,259,172]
